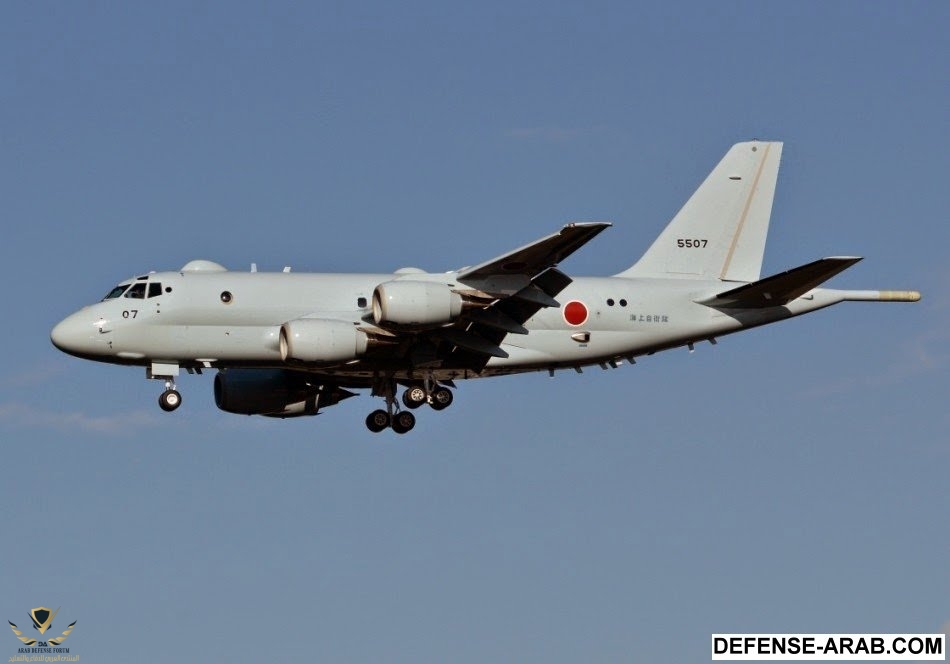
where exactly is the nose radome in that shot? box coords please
[51,312,99,355]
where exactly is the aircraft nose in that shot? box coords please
[51,311,105,356]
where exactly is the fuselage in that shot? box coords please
[50,266,844,383]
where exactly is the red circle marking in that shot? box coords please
[563,300,588,326]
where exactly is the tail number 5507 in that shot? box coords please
[676,239,708,248]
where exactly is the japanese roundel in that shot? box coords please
[563,300,588,326]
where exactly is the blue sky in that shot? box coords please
[2,2,948,662]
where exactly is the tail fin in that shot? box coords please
[618,141,783,282]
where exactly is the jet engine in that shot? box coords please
[279,318,368,363]
[372,280,463,327]
[214,368,354,417]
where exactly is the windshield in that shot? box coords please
[102,279,166,301]
[124,283,147,299]
[102,285,129,300]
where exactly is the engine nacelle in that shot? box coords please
[214,368,317,416]
[372,280,463,327]
[279,318,368,363]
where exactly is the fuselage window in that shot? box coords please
[102,285,129,300]
[148,283,163,298]
[124,283,147,299]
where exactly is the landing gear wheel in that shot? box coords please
[159,389,182,412]
[366,409,390,433]
[391,410,416,434]
[428,387,453,411]
[402,386,427,409]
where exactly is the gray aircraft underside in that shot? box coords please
[51,141,920,434]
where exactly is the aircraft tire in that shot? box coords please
[159,389,182,412]
[402,386,427,409]
[428,387,453,411]
[366,409,390,433]
[391,410,416,434]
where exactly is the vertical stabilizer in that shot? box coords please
[618,141,783,282]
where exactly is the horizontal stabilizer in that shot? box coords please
[699,257,863,308]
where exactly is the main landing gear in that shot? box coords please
[401,384,453,411]
[365,409,416,434]
[365,379,454,434]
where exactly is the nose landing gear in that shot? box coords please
[149,363,183,413]
[158,380,181,412]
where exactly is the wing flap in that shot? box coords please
[463,308,529,335]
[699,257,863,308]
[444,267,577,371]
[437,329,509,358]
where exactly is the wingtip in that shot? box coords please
[565,221,612,229]
[824,255,864,262]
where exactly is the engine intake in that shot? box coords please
[372,280,463,327]
[280,318,368,363]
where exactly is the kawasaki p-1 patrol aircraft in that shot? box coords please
[51,142,920,433]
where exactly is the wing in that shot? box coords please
[434,222,611,371]
[457,222,611,283]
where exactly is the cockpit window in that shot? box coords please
[102,285,129,300]
[124,283,147,299]
[148,282,162,298]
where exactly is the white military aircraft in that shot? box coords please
[51,141,920,433]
